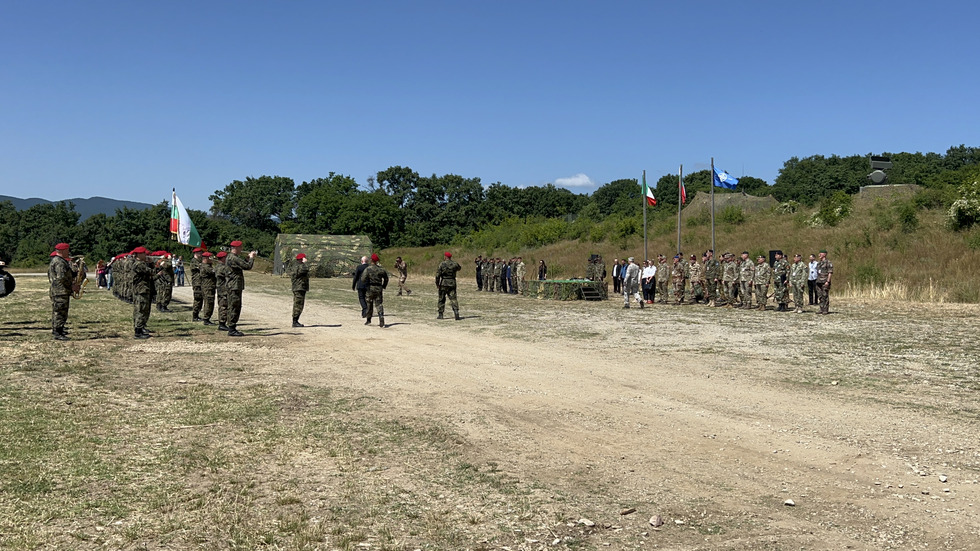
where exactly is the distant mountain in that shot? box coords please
[0,195,156,220]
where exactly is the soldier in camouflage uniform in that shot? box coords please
[482,258,491,291]
[515,257,526,295]
[704,250,721,306]
[493,258,503,292]
[656,255,670,304]
[291,253,310,327]
[394,256,412,296]
[225,240,256,337]
[131,247,154,339]
[475,255,483,291]
[622,257,643,308]
[789,253,808,314]
[771,251,789,311]
[214,251,230,330]
[738,251,755,308]
[199,252,217,325]
[48,242,77,340]
[815,249,834,315]
[189,248,204,321]
[436,252,462,320]
[670,255,687,304]
[753,255,772,311]
[361,253,389,327]
[688,254,705,304]
[721,253,738,306]
[155,254,174,312]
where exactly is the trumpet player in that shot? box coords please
[48,242,78,341]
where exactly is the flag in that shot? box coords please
[679,178,687,204]
[171,190,202,247]
[713,167,739,190]
[643,173,656,206]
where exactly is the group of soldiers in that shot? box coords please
[615,249,834,314]
[474,256,527,295]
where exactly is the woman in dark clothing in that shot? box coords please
[538,260,547,280]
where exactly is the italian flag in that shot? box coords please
[171,190,202,247]
[644,173,656,206]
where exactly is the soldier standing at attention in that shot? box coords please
[48,242,77,341]
[394,256,412,296]
[155,253,174,312]
[670,255,687,305]
[704,250,721,306]
[738,251,755,309]
[291,253,310,327]
[131,246,154,339]
[515,256,526,295]
[225,240,256,337]
[772,251,789,311]
[214,251,230,330]
[475,255,483,291]
[815,249,834,315]
[789,253,808,314]
[753,255,772,311]
[436,251,462,320]
[721,253,737,307]
[655,255,669,304]
[688,254,705,304]
[360,253,388,328]
[189,247,204,321]
[199,252,217,326]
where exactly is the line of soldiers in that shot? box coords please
[474,256,527,295]
[619,249,834,313]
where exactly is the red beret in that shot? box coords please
[371,253,380,262]
[296,253,306,260]
[444,252,452,258]
[192,247,202,253]
[216,251,227,258]
[229,240,243,247]
[55,243,70,250]
[202,252,212,257]
[132,246,149,254]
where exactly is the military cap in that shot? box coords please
[202,252,213,257]
[55,243,70,250]
[192,247,203,253]
[371,253,380,262]
[819,249,827,253]
[216,251,228,258]
[444,252,452,258]
[296,253,306,260]
[229,240,243,247]
[132,246,149,254]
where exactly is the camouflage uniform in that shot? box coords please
[753,259,772,311]
[815,255,834,314]
[215,258,229,328]
[772,256,789,311]
[190,255,203,320]
[155,257,174,312]
[394,258,411,296]
[704,255,721,305]
[225,251,254,334]
[670,259,687,304]
[48,254,76,339]
[436,256,462,319]
[361,262,389,327]
[482,259,491,291]
[291,260,310,325]
[688,259,705,304]
[515,260,526,295]
[200,261,217,323]
[722,256,738,306]
[656,258,670,303]
[132,257,154,337]
[789,258,808,313]
[738,256,755,308]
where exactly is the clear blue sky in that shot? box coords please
[2,1,977,210]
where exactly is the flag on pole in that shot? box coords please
[643,173,656,206]
[679,178,687,204]
[713,167,739,189]
[171,190,202,247]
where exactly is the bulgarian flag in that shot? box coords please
[679,177,687,205]
[643,172,656,206]
[170,189,202,247]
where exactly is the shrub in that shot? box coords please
[720,205,746,225]
[895,201,919,233]
[948,177,980,231]
[816,191,853,227]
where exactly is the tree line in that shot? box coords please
[2,145,977,267]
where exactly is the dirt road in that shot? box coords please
[171,280,980,549]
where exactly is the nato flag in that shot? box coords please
[713,167,738,189]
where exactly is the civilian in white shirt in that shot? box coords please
[807,254,818,305]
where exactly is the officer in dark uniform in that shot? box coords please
[436,251,462,320]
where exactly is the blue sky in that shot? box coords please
[2,1,977,210]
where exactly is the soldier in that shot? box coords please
[130,246,154,339]
[738,251,755,308]
[48,242,77,340]
[753,255,772,311]
[515,257,526,295]
[189,247,204,321]
[670,255,687,305]
[360,253,388,328]
[498,258,507,293]
[394,256,412,296]
[291,253,310,327]
[490,258,500,292]
[225,240,256,337]
[688,254,705,304]
[704,250,721,306]
[815,249,834,315]
[482,257,492,291]
[772,251,789,311]
[352,256,369,317]
[789,253,808,314]
[475,255,483,291]
[214,251,230,330]
[622,257,643,308]
[199,252,217,326]
[596,256,606,285]
[656,255,669,304]
[154,253,174,312]
[436,251,462,320]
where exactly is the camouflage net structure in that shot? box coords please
[273,234,373,278]
[684,191,779,215]
[525,279,608,301]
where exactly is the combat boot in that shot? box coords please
[758,303,766,311]
[135,331,150,340]
[453,310,461,321]
[379,316,385,328]
[218,323,230,331]
[364,317,372,325]
[437,313,444,319]
[292,317,304,328]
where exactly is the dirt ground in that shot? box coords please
[164,279,980,550]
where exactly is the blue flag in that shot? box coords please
[713,167,738,190]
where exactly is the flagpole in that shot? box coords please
[642,170,648,262]
[676,164,682,254]
[710,158,716,253]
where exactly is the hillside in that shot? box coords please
[0,195,155,220]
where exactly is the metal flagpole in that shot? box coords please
[676,164,682,254]
[710,157,716,253]
[642,170,648,262]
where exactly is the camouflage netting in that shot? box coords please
[274,234,373,278]
[525,279,608,301]
[683,191,779,215]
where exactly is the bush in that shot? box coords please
[853,262,884,285]
[895,201,919,233]
[720,205,746,225]
[948,176,980,231]
[816,191,853,227]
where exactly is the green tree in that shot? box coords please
[0,200,20,264]
[591,178,640,216]
[375,165,420,209]
[209,175,295,233]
